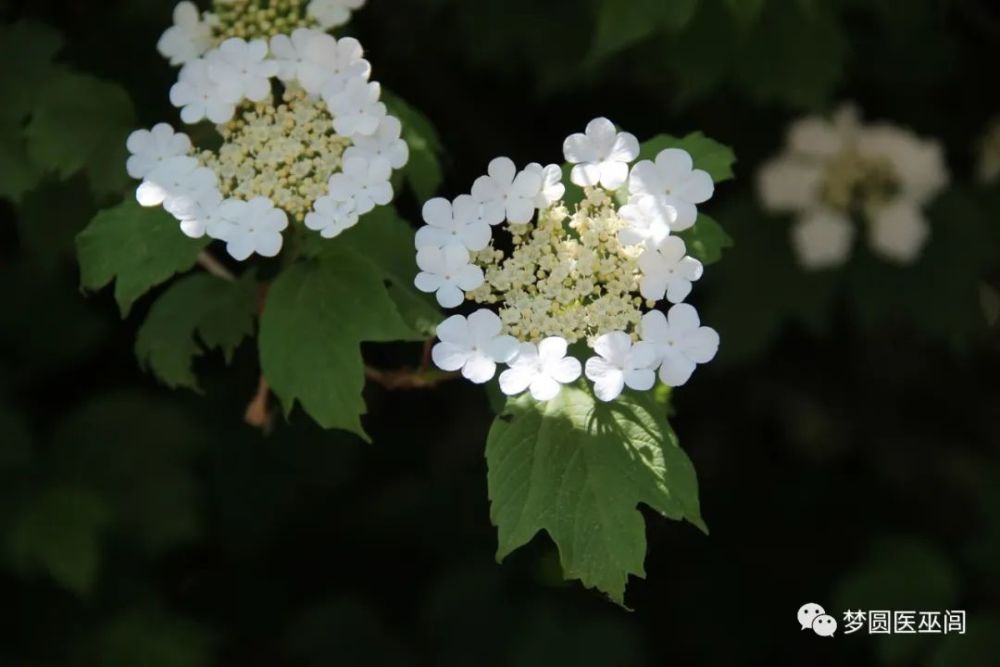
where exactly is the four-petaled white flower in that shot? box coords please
[618,194,677,247]
[584,331,657,402]
[431,310,520,384]
[170,59,242,124]
[415,195,492,251]
[167,187,224,240]
[305,194,359,239]
[629,148,714,231]
[326,156,393,216]
[637,236,704,303]
[414,245,485,308]
[524,162,565,209]
[136,156,215,208]
[126,123,192,179]
[325,77,386,138]
[471,157,542,225]
[563,117,640,190]
[208,197,288,261]
[307,0,366,29]
[639,305,719,387]
[207,38,279,103]
[157,1,215,66]
[269,29,343,95]
[499,337,583,401]
[344,116,409,169]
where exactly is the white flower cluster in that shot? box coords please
[758,104,948,269]
[127,2,405,262]
[416,117,720,403]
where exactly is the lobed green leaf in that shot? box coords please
[486,382,704,605]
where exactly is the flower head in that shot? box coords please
[759,104,948,268]
[422,118,722,402]
[131,8,406,261]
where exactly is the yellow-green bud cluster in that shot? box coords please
[466,188,644,345]
[199,86,352,221]
[820,149,900,215]
[211,0,317,41]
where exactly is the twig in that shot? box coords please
[244,375,274,432]
[198,250,237,282]
[364,366,458,390]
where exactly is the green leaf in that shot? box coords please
[332,206,441,337]
[930,615,1000,667]
[638,132,737,183]
[724,0,765,30]
[733,1,846,109]
[6,485,112,595]
[259,248,418,439]
[0,21,64,124]
[486,382,704,605]
[0,119,43,202]
[135,272,257,390]
[678,212,733,265]
[591,0,700,63]
[90,611,214,667]
[0,405,31,470]
[383,93,444,201]
[24,70,135,195]
[48,393,207,555]
[76,199,208,316]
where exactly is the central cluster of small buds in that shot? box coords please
[819,149,899,215]
[200,87,351,221]
[468,189,644,344]
[213,0,316,41]
[416,117,721,404]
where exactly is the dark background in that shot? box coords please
[2,0,999,664]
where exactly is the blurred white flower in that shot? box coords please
[305,195,359,239]
[307,0,366,29]
[324,77,386,138]
[157,1,215,66]
[618,194,677,246]
[759,104,947,268]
